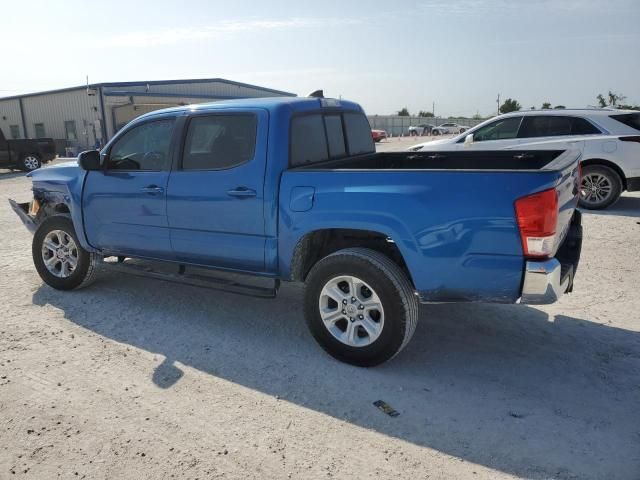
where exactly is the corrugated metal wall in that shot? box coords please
[0,99,24,139]
[0,79,294,151]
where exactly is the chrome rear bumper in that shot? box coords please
[520,259,572,304]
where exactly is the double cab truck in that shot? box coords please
[10,96,583,366]
[0,127,56,171]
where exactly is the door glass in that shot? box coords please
[182,115,257,170]
[324,115,346,158]
[519,116,572,138]
[107,119,175,171]
[473,117,522,142]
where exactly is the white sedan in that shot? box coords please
[431,123,470,135]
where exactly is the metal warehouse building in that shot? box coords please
[0,78,294,154]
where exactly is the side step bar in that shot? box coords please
[102,259,279,298]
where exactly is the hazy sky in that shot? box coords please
[1,0,638,116]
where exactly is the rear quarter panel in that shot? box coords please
[279,168,568,303]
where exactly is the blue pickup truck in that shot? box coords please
[10,95,583,366]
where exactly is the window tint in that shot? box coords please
[107,118,175,171]
[473,116,522,142]
[182,115,257,170]
[324,115,346,158]
[519,116,572,138]
[571,117,601,135]
[344,112,375,155]
[610,113,640,132]
[290,115,329,167]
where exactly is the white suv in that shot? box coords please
[409,109,640,209]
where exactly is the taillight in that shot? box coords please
[619,136,640,143]
[514,188,559,258]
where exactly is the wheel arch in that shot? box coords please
[288,228,415,287]
[581,158,627,190]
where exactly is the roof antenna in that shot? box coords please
[307,89,324,98]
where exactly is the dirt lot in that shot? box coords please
[0,160,639,479]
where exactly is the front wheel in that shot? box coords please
[20,154,41,171]
[32,216,99,290]
[432,130,440,136]
[304,248,418,366]
[579,165,622,210]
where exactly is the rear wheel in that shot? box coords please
[32,216,99,290]
[432,130,440,136]
[579,165,622,210]
[304,248,418,366]
[20,154,41,171]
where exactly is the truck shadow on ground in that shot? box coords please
[580,195,640,218]
[32,273,640,479]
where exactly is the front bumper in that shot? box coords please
[8,199,37,234]
[520,211,582,304]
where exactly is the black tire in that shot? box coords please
[20,154,41,171]
[432,130,440,136]
[304,248,418,367]
[32,216,99,290]
[579,164,622,210]
[460,128,466,134]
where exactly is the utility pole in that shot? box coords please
[496,93,501,115]
[432,101,435,117]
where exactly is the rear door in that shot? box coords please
[82,116,176,258]
[166,109,268,272]
[516,115,601,151]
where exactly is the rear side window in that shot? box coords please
[290,115,329,166]
[519,116,571,138]
[343,112,375,155]
[182,114,257,170]
[610,113,640,131]
[571,117,601,135]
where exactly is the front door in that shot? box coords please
[166,110,268,272]
[458,116,524,150]
[82,117,176,258]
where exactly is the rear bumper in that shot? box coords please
[8,199,37,234]
[520,210,582,305]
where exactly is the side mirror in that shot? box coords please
[78,150,101,170]
[463,134,474,147]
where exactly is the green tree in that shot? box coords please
[596,94,607,108]
[499,98,521,114]
[472,113,484,120]
[541,102,552,109]
[597,91,627,107]
[397,107,410,116]
[554,105,566,109]
[418,110,434,117]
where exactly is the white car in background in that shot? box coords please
[431,123,470,135]
[409,109,640,209]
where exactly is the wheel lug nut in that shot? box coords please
[358,314,364,320]
[342,299,347,305]
[351,297,356,302]
[358,304,364,309]
[349,317,355,322]
[342,309,346,314]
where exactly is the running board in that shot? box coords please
[102,258,279,298]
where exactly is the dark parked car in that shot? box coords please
[0,128,56,171]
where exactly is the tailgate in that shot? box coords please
[548,151,581,253]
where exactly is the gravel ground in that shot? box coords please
[0,161,639,479]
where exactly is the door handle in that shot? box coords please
[141,185,164,195]
[227,187,256,198]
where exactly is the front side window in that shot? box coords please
[107,118,175,171]
[64,120,78,141]
[473,116,522,142]
[182,114,257,170]
[34,123,46,138]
